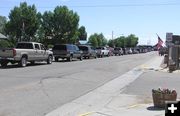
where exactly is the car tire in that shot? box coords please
[30,61,35,65]
[19,56,27,67]
[55,57,58,62]
[94,55,97,59]
[1,61,8,68]
[47,55,53,64]
[79,55,83,61]
[68,55,73,62]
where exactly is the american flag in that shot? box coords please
[157,35,163,50]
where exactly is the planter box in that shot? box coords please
[152,93,177,108]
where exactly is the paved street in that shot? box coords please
[0,52,160,116]
[45,53,179,116]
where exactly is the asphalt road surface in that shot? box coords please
[0,52,157,116]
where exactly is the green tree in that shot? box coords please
[129,34,138,47]
[0,16,7,34]
[108,39,115,47]
[112,35,138,48]
[98,33,107,46]
[88,33,107,47]
[0,40,14,48]
[78,26,87,41]
[126,34,138,47]
[5,2,39,42]
[41,6,80,44]
[88,34,98,47]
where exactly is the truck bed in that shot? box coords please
[0,48,14,58]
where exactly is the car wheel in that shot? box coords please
[30,61,35,65]
[1,61,8,68]
[94,55,97,59]
[19,57,27,67]
[68,55,73,62]
[55,57,58,62]
[79,55,83,61]
[47,55,53,64]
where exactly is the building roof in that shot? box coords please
[0,33,7,39]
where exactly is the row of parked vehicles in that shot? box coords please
[0,42,143,67]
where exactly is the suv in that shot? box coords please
[96,47,110,58]
[113,47,123,56]
[52,44,83,62]
[78,45,97,59]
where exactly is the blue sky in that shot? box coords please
[1,0,180,45]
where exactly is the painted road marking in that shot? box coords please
[78,112,94,116]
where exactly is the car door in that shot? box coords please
[40,44,48,60]
[91,47,97,57]
[34,43,41,60]
[74,45,81,58]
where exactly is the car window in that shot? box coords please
[40,44,45,50]
[16,43,33,49]
[53,45,67,50]
[78,46,88,51]
[67,45,72,50]
[34,44,40,50]
[114,48,119,50]
[75,46,79,51]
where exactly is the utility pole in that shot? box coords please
[112,31,115,47]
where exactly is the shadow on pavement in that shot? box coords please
[0,63,47,69]
[147,106,164,111]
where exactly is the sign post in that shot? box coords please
[166,33,173,67]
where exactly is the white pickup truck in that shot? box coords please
[96,47,110,58]
[0,42,53,67]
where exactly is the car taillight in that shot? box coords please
[13,48,16,56]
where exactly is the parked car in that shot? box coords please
[107,47,114,56]
[126,48,133,54]
[113,47,124,56]
[132,48,139,54]
[0,42,53,67]
[78,45,97,59]
[96,47,110,58]
[52,44,83,62]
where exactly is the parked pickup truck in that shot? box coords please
[96,47,110,58]
[0,42,53,67]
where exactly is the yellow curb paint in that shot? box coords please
[78,112,94,116]
[127,104,141,109]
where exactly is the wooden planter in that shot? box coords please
[152,93,177,108]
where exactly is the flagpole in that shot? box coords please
[156,33,159,37]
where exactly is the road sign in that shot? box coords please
[166,42,174,47]
[166,33,173,42]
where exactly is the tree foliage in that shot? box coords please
[108,34,138,47]
[5,2,39,42]
[0,40,14,48]
[78,26,87,41]
[88,33,107,47]
[0,16,7,34]
[41,6,79,44]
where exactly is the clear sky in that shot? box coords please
[1,0,180,45]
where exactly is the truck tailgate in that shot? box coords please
[0,48,14,57]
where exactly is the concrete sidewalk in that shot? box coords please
[45,56,166,116]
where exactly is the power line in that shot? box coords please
[0,3,180,8]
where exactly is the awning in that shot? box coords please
[0,33,7,39]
